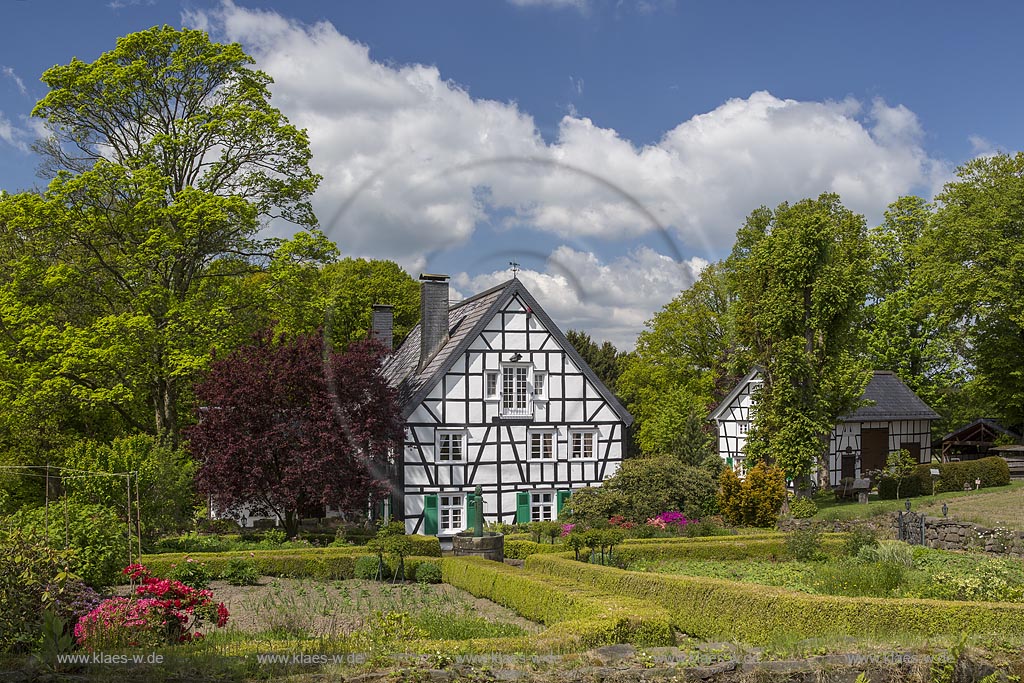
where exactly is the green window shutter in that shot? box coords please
[516,491,530,524]
[556,489,571,515]
[423,494,439,535]
[465,493,476,531]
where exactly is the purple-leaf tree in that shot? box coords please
[188,331,403,537]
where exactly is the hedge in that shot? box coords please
[440,556,673,648]
[524,554,1024,644]
[138,546,440,582]
[878,457,1012,499]
[609,535,847,564]
[503,539,569,559]
[149,533,442,556]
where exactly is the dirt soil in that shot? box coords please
[158,577,543,637]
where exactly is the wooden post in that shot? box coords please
[134,472,142,560]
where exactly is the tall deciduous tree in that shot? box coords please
[617,263,743,458]
[0,26,321,446]
[188,333,404,538]
[324,258,420,349]
[864,196,967,433]
[726,194,871,482]
[920,153,1024,429]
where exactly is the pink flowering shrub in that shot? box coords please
[74,564,229,650]
[645,511,693,532]
[560,523,576,537]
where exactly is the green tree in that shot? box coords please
[726,194,872,482]
[324,258,420,349]
[617,263,744,457]
[564,330,622,392]
[0,26,321,447]
[920,153,1024,429]
[864,197,966,433]
[61,434,196,539]
[884,448,917,500]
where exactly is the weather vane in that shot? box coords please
[509,260,520,279]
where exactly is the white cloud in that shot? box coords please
[184,2,948,345]
[1,67,26,97]
[0,111,30,152]
[453,246,706,350]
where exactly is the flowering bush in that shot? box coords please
[167,556,212,589]
[645,511,692,532]
[560,523,576,537]
[74,564,228,650]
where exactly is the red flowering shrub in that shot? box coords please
[74,564,228,650]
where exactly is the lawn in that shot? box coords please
[810,480,1024,527]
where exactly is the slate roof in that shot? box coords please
[941,418,1020,443]
[382,278,633,425]
[710,369,939,423]
[842,371,940,422]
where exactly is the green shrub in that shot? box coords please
[168,557,213,589]
[414,561,442,584]
[878,457,1012,499]
[786,528,823,561]
[718,463,786,527]
[0,525,79,653]
[354,555,390,580]
[221,558,260,586]
[613,535,846,565]
[843,526,878,557]
[915,560,1024,603]
[13,503,129,587]
[789,497,818,519]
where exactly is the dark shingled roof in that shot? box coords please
[382,278,633,425]
[843,371,940,422]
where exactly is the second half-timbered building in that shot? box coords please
[710,369,939,485]
[379,275,633,538]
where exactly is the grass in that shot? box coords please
[810,480,1024,526]
[629,543,1024,602]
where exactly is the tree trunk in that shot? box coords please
[283,509,299,539]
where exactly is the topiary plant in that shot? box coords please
[414,561,442,584]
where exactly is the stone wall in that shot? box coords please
[780,513,1024,558]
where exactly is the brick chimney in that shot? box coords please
[419,274,450,370]
[371,304,393,351]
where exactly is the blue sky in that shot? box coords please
[1,0,1021,348]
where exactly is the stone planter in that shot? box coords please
[452,531,504,562]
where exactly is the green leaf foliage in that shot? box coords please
[726,194,872,479]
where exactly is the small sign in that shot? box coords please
[930,468,940,477]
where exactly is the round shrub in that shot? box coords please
[414,561,442,584]
[843,526,878,557]
[354,555,390,581]
[168,557,212,589]
[786,527,823,561]
[789,497,818,519]
[221,558,260,586]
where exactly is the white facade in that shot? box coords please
[710,370,938,485]
[385,279,632,537]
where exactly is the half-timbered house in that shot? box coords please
[710,369,939,485]
[379,274,633,538]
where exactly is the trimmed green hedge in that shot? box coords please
[524,553,1024,644]
[878,457,1012,499]
[440,556,673,648]
[139,545,441,582]
[503,539,568,559]
[610,535,846,564]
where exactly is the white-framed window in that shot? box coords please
[533,371,547,399]
[529,430,555,459]
[440,494,465,532]
[501,365,530,417]
[569,430,597,459]
[485,371,499,400]
[437,431,465,462]
[531,491,554,521]
[738,422,749,435]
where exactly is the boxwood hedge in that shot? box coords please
[524,553,1024,644]
[440,556,673,647]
